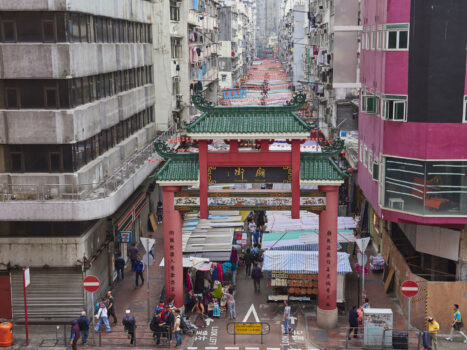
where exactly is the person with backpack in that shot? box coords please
[94,301,112,333]
[77,311,90,345]
[134,256,145,288]
[243,248,253,277]
[164,305,175,341]
[70,320,80,350]
[122,309,137,346]
[446,304,467,343]
[347,306,359,340]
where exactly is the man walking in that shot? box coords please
[251,262,262,293]
[446,304,467,343]
[134,256,145,288]
[283,300,293,335]
[128,243,139,271]
[427,316,439,350]
[106,290,117,325]
[347,306,359,340]
[173,309,182,347]
[77,311,90,345]
[115,255,125,281]
[122,309,136,346]
[244,248,253,277]
[94,301,112,333]
[150,308,165,345]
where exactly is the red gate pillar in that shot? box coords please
[199,140,209,219]
[317,185,339,329]
[162,186,184,307]
[291,140,301,219]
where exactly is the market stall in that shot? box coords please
[262,250,353,303]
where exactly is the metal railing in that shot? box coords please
[0,126,176,202]
[336,327,422,349]
[96,325,174,348]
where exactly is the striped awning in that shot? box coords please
[269,243,342,251]
[262,251,352,274]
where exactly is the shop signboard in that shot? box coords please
[208,166,292,184]
[173,191,326,212]
[234,323,262,334]
[223,88,247,100]
[120,231,131,243]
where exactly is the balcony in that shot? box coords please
[188,10,201,26]
[0,127,177,221]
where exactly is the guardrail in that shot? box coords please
[334,327,423,349]
[0,127,176,202]
[226,322,270,345]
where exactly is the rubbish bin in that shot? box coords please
[392,331,408,349]
[0,322,13,347]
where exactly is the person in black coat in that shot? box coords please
[114,255,126,281]
[122,309,136,345]
[347,305,359,339]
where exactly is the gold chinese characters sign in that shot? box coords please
[174,191,326,212]
[208,166,292,184]
[234,323,262,335]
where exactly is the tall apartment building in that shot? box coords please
[188,0,220,111]
[358,0,467,329]
[255,0,280,56]
[0,0,173,321]
[305,0,360,140]
[218,0,254,90]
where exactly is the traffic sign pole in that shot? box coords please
[83,275,100,345]
[400,280,419,332]
[407,296,411,332]
[91,292,95,345]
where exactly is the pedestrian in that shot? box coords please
[115,255,125,281]
[122,309,136,346]
[105,290,117,325]
[283,300,294,335]
[128,243,139,271]
[156,201,163,224]
[347,306,359,340]
[173,309,182,347]
[446,304,467,343]
[191,297,206,328]
[94,301,112,333]
[427,316,439,350]
[251,262,262,293]
[165,305,175,341]
[362,297,370,309]
[243,248,253,276]
[134,256,145,288]
[253,229,260,246]
[150,308,165,345]
[70,320,80,350]
[224,287,236,320]
[77,311,90,345]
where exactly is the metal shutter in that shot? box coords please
[11,268,84,322]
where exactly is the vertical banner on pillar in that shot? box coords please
[168,230,177,298]
[324,230,333,308]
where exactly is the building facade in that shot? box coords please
[357,0,467,328]
[0,0,174,321]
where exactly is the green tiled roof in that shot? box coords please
[155,155,199,182]
[187,106,313,134]
[154,153,345,182]
[300,154,347,181]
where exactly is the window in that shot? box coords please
[172,76,180,96]
[370,31,375,50]
[221,74,227,82]
[365,31,369,50]
[463,96,467,122]
[362,146,367,168]
[382,96,407,121]
[2,20,17,42]
[49,152,61,172]
[385,30,408,50]
[5,88,20,108]
[70,13,80,42]
[372,159,379,181]
[377,31,382,50]
[359,143,363,163]
[41,20,55,42]
[71,78,83,106]
[44,87,58,108]
[361,95,379,114]
[10,152,23,172]
[171,38,182,58]
[368,150,373,174]
[170,2,180,21]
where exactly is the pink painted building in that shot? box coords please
[358,0,467,229]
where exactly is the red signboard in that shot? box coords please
[83,275,100,293]
[401,280,419,298]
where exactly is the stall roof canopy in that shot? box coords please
[154,153,346,184]
[262,250,352,274]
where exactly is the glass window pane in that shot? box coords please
[45,88,58,108]
[3,21,16,42]
[11,153,23,172]
[394,102,404,120]
[42,21,55,42]
[6,88,19,108]
[388,31,397,49]
[398,31,408,49]
[79,14,87,42]
[50,153,61,172]
[82,76,90,104]
[71,13,80,42]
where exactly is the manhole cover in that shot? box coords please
[40,339,58,347]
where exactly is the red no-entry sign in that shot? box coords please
[83,275,100,293]
[401,280,419,298]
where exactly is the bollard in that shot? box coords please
[98,331,102,347]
